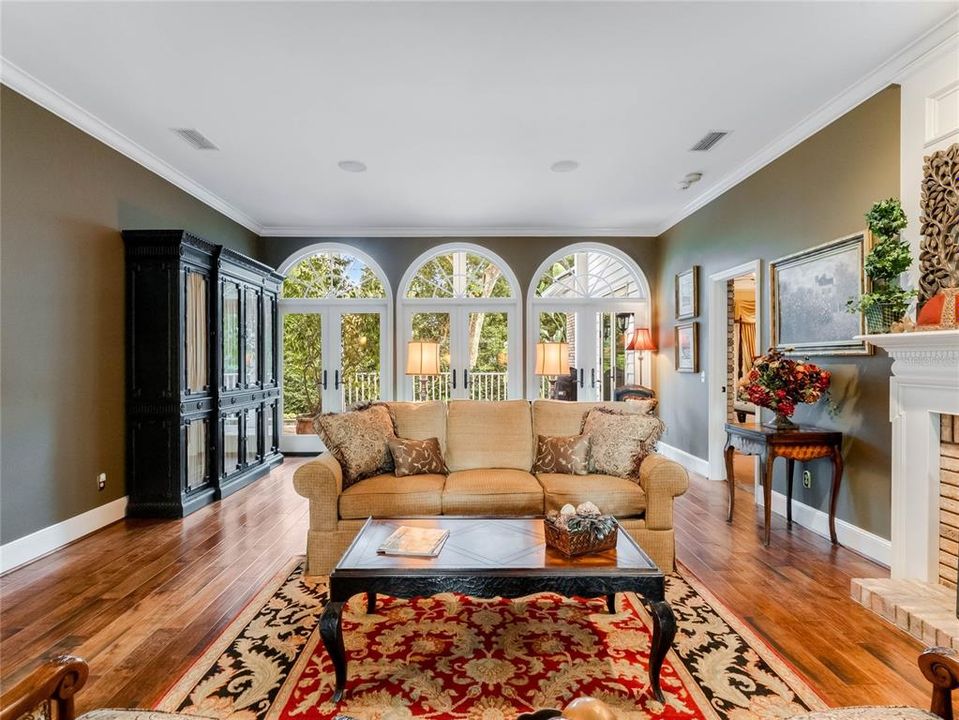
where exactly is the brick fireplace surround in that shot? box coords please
[851,330,959,647]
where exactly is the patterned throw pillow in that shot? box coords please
[624,397,658,415]
[314,404,396,487]
[581,407,665,480]
[533,434,590,475]
[388,437,447,477]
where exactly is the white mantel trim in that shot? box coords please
[857,330,959,582]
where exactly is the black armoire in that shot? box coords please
[124,230,283,518]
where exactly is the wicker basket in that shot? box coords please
[544,518,618,557]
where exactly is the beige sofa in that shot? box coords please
[293,399,689,575]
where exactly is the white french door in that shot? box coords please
[530,301,648,402]
[401,302,518,401]
[279,301,389,452]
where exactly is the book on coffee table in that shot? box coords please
[377,525,450,557]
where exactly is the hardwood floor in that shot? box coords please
[0,457,933,713]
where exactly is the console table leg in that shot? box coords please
[366,591,376,614]
[724,442,736,522]
[829,448,843,545]
[320,601,347,702]
[648,600,676,703]
[785,459,795,527]
[761,453,773,546]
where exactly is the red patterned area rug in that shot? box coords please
[156,558,826,720]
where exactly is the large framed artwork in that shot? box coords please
[770,231,870,356]
[674,321,699,373]
[675,266,699,319]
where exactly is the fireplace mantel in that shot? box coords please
[857,329,959,581]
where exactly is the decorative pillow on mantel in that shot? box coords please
[314,403,396,487]
[533,434,591,475]
[581,407,665,480]
[388,436,447,477]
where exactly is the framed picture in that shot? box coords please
[674,322,699,373]
[770,231,870,356]
[675,266,699,319]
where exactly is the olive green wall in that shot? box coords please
[0,87,258,544]
[655,85,901,539]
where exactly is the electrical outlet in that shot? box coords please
[802,470,812,489]
[97,472,107,491]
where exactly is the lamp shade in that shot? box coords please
[535,342,570,376]
[406,341,440,375]
[627,328,656,352]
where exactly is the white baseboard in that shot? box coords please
[0,496,128,574]
[756,490,891,567]
[656,442,711,478]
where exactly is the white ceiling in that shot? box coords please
[1,1,956,237]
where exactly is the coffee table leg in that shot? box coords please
[648,600,676,703]
[320,601,347,702]
[366,591,376,614]
[606,594,616,613]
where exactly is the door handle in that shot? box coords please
[452,369,457,390]
[322,369,328,390]
[464,369,470,389]
[591,368,597,388]
[578,368,584,388]
[334,369,340,390]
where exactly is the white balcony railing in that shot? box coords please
[409,371,509,402]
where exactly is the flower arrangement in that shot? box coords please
[737,348,831,429]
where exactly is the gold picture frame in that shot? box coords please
[675,266,699,320]
[769,231,871,356]
[674,321,699,373]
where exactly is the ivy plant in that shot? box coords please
[847,198,917,319]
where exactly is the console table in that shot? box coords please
[724,422,843,546]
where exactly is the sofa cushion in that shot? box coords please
[387,400,448,454]
[339,473,446,519]
[537,473,647,518]
[442,469,543,515]
[531,399,653,439]
[445,400,533,472]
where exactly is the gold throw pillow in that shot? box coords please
[314,404,396,487]
[533,434,591,475]
[388,437,447,477]
[581,407,665,479]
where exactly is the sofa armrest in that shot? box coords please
[292,453,344,532]
[638,452,689,530]
[0,655,88,720]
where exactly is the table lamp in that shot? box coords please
[406,341,440,400]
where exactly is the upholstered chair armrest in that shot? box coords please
[638,452,689,531]
[292,454,344,532]
[0,655,88,720]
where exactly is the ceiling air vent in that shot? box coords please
[689,131,728,152]
[171,128,219,151]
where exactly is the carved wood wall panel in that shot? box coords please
[919,142,959,304]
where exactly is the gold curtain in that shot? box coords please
[186,272,208,391]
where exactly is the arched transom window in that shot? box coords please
[405,250,513,299]
[283,250,386,299]
[535,249,646,300]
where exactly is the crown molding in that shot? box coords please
[0,58,264,235]
[655,10,959,237]
[258,225,661,238]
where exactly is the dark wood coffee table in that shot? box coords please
[319,516,676,703]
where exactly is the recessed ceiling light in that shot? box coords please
[338,160,367,173]
[550,160,579,173]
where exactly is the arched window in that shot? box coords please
[399,244,521,401]
[528,244,651,401]
[277,245,392,452]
